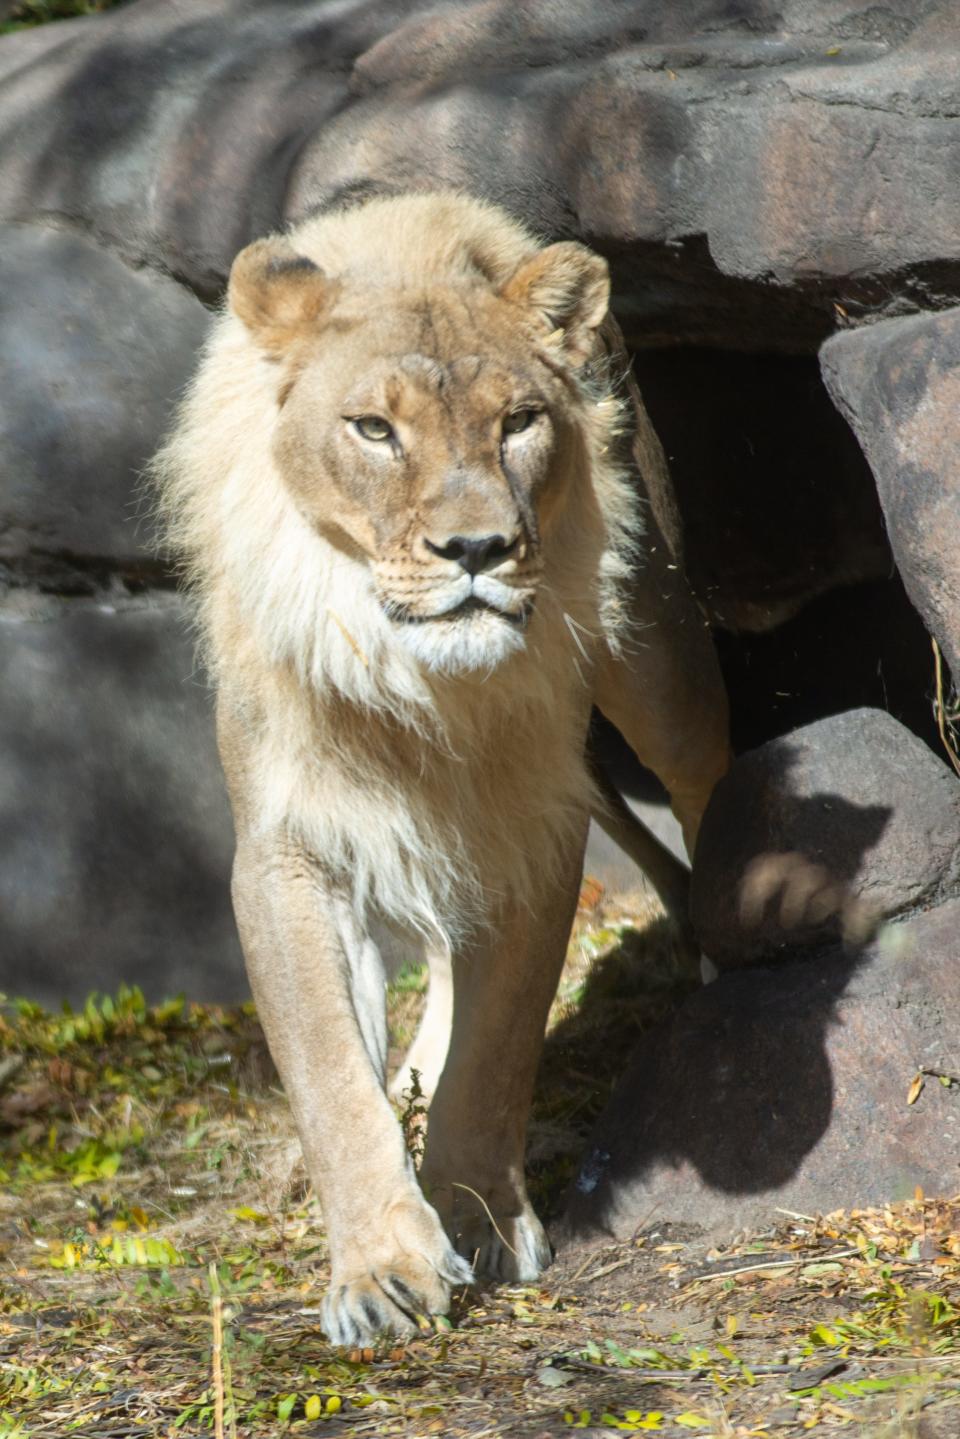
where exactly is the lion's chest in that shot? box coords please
[287,685,594,940]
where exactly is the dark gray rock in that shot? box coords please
[0,594,245,1005]
[561,897,960,1241]
[0,224,210,575]
[0,2,959,346]
[0,0,358,301]
[691,709,960,968]
[822,308,960,693]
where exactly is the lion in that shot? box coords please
[154,190,730,1344]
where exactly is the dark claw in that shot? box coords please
[380,1274,418,1315]
[359,1297,384,1333]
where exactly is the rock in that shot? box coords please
[0,224,210,576]
[561,897,960,1240]
[691,709,960,968]
[1,3,960,346]
[0,0,357,300]
[0,594,245,1005]
[821,307,960,693]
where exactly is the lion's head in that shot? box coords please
[225,199,612,674]
[157,194,638,712]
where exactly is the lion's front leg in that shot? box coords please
[419,826,587,1281]
[231,836,471,1344]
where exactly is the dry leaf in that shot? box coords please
[906,1073,924,1106]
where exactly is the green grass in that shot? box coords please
[1,0,127,36]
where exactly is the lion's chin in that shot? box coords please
[392,606,528,675]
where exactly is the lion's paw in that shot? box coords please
[447,1199,552,1283]
[321,1206,473,1345]
[322,1251,473,1345]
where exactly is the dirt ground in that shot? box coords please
[2,888,958,1438]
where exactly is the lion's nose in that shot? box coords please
[424,533,519,576]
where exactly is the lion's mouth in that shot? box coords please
[391,595,531,628]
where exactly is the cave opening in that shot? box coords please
[593,345,940,816]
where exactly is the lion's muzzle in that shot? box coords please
[423,531,520,576]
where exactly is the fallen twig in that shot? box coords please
[451,1182,519,1260]
[579,1256,633,1284]
[682,1247,861,1283]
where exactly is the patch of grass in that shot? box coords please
[0,985,266,1193]
[385,961,428,1055]
[1,0,126,33]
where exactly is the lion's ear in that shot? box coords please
[228,237,337,355]
[501,242,610,365]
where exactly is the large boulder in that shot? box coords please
[691,709,960,968]
[0,2,959,347]
[0,215,227,1003]
[0,223,210,576]
[822,307,960,693]
[562,897,960,1240]
[0,595,244,1006]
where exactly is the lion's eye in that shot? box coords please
[502,408,538,436]
[352,415,394,443]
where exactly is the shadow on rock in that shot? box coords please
[559,892,960,1241]
[692,714,960,967]
[530,913,695,1216]
[551,930,858,1240]
[573,950,851,1214]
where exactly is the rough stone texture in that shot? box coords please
[0,223,210,575]
[1,2,960,347]
[822,307,960,693]
[691,709,960,968]
[0,595,245,1006]
[561,897,960,1241]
